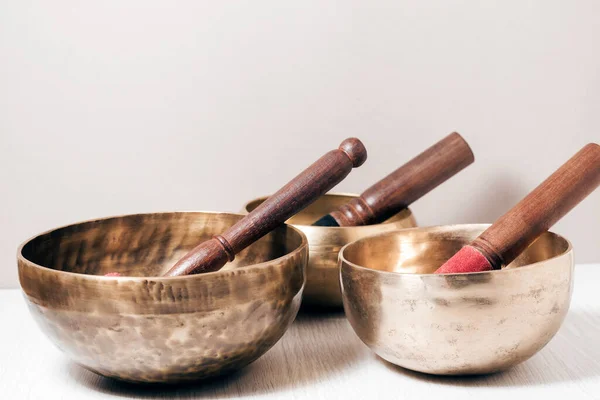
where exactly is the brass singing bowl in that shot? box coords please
[243,193,417,307]
[340,224,573,375]
[18,212,307,383]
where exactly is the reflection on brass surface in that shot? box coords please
[244,194,417,307]
[18,212,307,383]
[340,224,573,375]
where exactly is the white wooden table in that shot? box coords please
[1,264,599,399]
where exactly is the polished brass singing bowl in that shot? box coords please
[18,212,307,383]
[244,193,417,308]
[340,224,573,375]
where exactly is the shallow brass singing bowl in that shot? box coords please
[340,224,573,375]
[244,193,417,307]
[18,212,307,383]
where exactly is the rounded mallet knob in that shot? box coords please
[339,137,367,168]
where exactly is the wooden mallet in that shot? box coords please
[312,132,474,227]
[162,138,367,277]
[435,143,600,274]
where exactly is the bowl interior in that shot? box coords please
[20,212,304,277]
[342,225,570,274]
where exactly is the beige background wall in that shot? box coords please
[1,1,599,287]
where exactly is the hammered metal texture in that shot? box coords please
[244,194,417,308]
[18,212,307,383]
[340,224,573,375]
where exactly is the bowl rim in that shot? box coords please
[339,223,573,277]
[17,210,308,282]
[243,192,416,230]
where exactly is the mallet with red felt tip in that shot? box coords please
[312,132,474,227]
[159,138,367,277]
[435,143,600,274]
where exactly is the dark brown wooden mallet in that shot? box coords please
[435,143,600,274]
[312,132,474,227]
[161,138,367,277]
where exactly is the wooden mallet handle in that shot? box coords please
[328,132,474,226]
[163,138,367,276]
[472,143,600,269]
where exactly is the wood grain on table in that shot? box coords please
[1,264,599,400]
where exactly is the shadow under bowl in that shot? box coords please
[243,193,417,308]
[339,224,574,375]
[18,211,308,383]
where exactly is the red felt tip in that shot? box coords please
[104,272,121,277]
[434,245,492,274]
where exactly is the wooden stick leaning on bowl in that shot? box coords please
[158,138,367,277]
[312,132,474,227]
[435,143,600,274]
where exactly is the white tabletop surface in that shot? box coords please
[1,264,599,400]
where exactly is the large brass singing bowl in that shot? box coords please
[340,224,573,375]
[244,193,417,307]
[18,212,307,383]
